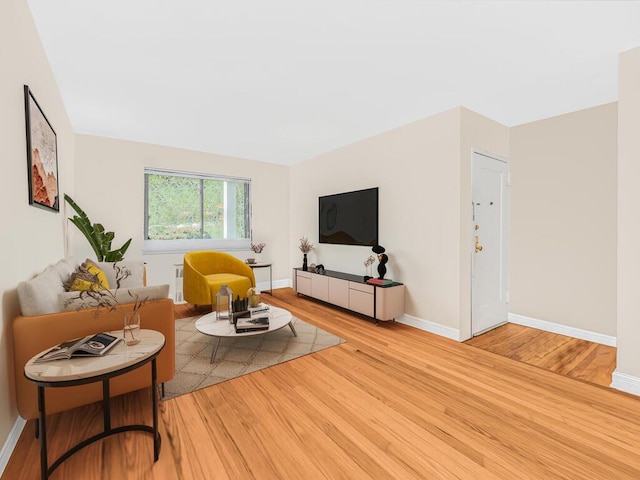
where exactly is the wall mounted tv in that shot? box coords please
[319,187,379,246]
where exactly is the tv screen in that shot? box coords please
[319,187,378,246]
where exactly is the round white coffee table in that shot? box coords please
[195,305,297,363]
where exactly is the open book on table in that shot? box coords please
[34,333,121,363]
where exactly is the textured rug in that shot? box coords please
[164,314,344,399]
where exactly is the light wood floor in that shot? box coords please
[465,322,617,388]
[4,289,640,479]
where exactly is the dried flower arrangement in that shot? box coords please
[299,236,314,253]
[364,255,375,267]
[251,242,265,253]
[63,263,149,318]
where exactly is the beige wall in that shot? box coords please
[73,135,290,294]
[291,108,461,328]
[616,48,640,382]
[510,103,618,336]
[290,108,508,337]
[0,0,74,455]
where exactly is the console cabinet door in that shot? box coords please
[376,285,405,321]
[296,271,312,296]
[328,277,349,309]
[349,282,374,317]
[311,274,329,302]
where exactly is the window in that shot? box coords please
[143,168,251,253]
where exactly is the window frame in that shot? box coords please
[143,167,252,254]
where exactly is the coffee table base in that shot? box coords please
[209,321,297,363]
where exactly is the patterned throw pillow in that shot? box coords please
[64,259,110,292]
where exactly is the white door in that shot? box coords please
[471,151,510,335]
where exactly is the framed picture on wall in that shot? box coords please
[24,85,59,212]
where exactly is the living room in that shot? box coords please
[2,0,640,477]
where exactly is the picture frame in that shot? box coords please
[24,85,59,212]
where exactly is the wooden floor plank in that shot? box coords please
[3,288,638,479]
[465,322,617,387]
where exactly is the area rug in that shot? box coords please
[163,315,344,399]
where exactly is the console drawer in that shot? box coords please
[296,271,312,296]
[349,282,374,294]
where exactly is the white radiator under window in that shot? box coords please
[174,264,184,303]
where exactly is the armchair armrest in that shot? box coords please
[183,258,213,304]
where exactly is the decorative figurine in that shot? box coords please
[372,245,388,279]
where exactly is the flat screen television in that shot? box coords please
[319,187,378,246]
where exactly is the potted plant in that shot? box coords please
[64,194,131,261]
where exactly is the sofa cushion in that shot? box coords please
[97,261,145,288]
[66,260,110,292]
[52,258,80,283]
[17,266,66,316]
[58,284,170,312]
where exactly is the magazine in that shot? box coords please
[235,315,270,333]
[34,333,121,363]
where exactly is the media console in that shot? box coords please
[293,268,404,322]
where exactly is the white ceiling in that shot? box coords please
[27,1,640,165]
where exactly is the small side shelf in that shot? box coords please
[293,268,404,322]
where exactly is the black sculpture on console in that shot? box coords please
[372,245,388,279]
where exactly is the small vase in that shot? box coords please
[302,253,308,271]
[123,312,141,346]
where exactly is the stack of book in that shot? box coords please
[235,304,271,333]
[366,278,393,286]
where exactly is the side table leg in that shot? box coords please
[103,379,111,432]
[37,386,48,480]
[152,358,160,461]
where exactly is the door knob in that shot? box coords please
[475,236,483,253]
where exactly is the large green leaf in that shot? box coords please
[64,194,132,261]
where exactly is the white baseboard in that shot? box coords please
[611,370,640,396]
[508,313,617,347]
[257,278,291,292]
[397,314,460,341]
[0,417,26,477]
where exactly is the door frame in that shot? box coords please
[468,148,510,338]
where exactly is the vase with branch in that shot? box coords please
[248,242,265,264]
[63,263,149,345]
[299,236,314,271]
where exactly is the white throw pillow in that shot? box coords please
[97,261,145,288]
[17,266,66,316]
[52,257,80,284]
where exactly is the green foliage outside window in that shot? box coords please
[145,171,250,241]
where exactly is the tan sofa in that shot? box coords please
[12,259,175,421]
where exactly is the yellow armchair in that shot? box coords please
[183,250,256,307]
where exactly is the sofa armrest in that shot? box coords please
[12,298,175,420]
